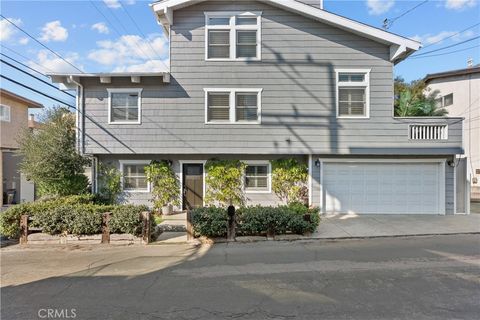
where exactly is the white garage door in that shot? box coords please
[323,162,444,214]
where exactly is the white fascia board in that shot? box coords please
[151,0,421,62]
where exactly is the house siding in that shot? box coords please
[81,0,462,156]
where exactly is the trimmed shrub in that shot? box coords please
[191,203,320,238]
[191,207,228,238]
[0,196,152,238]
[109,205,149,236]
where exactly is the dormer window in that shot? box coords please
[205,12,262,61]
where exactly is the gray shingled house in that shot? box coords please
[50,0,465,215]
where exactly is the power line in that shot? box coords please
[1,58,75,98]
[422,22,480,49]
[383,0,429,30]
[89,1,124,38]
[1,74,75,109]
[0,14,84,73]
[410,44,480,59]
[411,35,480,57]
[120,2,168,69]
[0,52,49,78]
[1,44,57,74]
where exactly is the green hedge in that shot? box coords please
[191,203,320,238]
[0,196,152,238]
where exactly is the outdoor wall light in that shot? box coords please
[314,159,321,167]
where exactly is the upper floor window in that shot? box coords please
[107,88,142,124]
[205,88,262,124]
[435,93,453,108]
[120,161,150,192]
[0,104,11,122]
[335,69,370,118]
[205,12,262,61]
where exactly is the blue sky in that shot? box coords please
[1,0,479,110]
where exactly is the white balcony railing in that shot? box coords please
[409,124,448,140]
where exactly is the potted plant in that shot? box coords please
[145,160,180,215]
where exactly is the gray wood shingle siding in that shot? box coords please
[81,0,462,155]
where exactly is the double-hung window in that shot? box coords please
[120,161,149,192]
[205,88,262,124]
[108,88,142,124]
[0,105,11,122]
[245,162,271,193]
[205,12,261,60]
[336,69,370,118]
[435,93,453,108]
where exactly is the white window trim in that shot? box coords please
[0,104,11,122]
[243,160,272,194]
[204,11,262,61]
[204,88,262,124]
[107,88,143,125]
[119,160,150,193]
[335,68,371,119]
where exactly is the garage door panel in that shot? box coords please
[323,162,443,214]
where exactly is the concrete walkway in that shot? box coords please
[314,213,480,239]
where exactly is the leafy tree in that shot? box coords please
[97,163,122,204]
[271,158,308,204]
[204,159,246,207]
[394,77,448,117]
[16,107,90,197]
[145,160,180,211]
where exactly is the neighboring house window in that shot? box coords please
[0,105,11,122]
[245,162,271,193]
[120,161,149,192]
[205,88,262,124]
[205,12,261,60]
[335,69,370,118]
[436,93,453,107]
[108,89,142,124]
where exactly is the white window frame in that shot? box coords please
[119,160,150,193]
[204,11,262,61]
[335,69,371,119]
[244,161,272,193]
[0,104,11,122]
[107,88,143,125]
[204,88,262,124]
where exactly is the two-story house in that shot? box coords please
[425,66,479,208]
[50,0,465,215]
[0,89,43,205]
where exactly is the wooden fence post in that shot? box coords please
[20,215,29,245]
[142,211,151,244]
[101,212,111,244]
[186,210,194,241]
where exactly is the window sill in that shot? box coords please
[205,121,261,125]
[108,121,142,125]
[123,189,150,193]
[336,116,370,119]
[205,58,261,62]
[245,189,271,194]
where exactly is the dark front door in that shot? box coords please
[183,164,204,210]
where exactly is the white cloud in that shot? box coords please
[113,59,169,72]
[445,0,477,10]
[103,0,121,9]
[87,34,169,71]
[91,22,109,34]
[367,0,395,15]
[0,17,22,41]
[29,50,82,73]
[39,20,68,42]
[410,30,477,45]
[19,37,29,45]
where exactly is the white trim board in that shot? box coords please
[243,160,272,194]
[119,160,151,193]
[107,88,143,125]
[151,0,421,63]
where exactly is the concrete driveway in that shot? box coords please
[314,213,480,239]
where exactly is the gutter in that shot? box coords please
[68,76,84,156]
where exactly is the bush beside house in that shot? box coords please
[0,195,153,239]
[191,203,320,238]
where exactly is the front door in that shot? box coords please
[183,163,204,210]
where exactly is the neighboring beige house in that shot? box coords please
[0,89,43,205]
[425,66,480,205]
